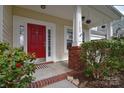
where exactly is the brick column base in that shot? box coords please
[68,46,84,71]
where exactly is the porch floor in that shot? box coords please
[32,61,72,82]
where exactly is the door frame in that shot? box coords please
[27,23,46,58]
[13,16,56,62]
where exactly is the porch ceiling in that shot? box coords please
[17,5,122,27]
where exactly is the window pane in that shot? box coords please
[66,28,73,49]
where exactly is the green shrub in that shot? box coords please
[108,38,124,73]
[0,42,36,88]
[81,39,124,80]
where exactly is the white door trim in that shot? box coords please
[13,15,56,62]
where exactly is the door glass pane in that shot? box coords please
[48,29,51,57]
[19,25,24,50]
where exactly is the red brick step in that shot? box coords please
[28,70,81,88]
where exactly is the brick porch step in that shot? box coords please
[28,70,81,88]
[35,61,54,70]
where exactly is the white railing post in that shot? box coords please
[106,23,113,39]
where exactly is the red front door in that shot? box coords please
[27,23,46,58]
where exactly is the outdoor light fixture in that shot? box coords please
[41,5,46,9]
[101,25,106,28]
[82,16,85,21]
[86,19,91,24]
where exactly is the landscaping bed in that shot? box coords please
[78,71,124,88]
[78,37,124,88]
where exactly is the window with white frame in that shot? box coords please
[64,26,73,52]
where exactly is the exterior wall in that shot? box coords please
[0,6,3,41]
[91,34,105,40]
[13,6,73,62]
[112,17,124,37]
[84,29,91,42]
[90,28,106,40]
[3,6,13,46]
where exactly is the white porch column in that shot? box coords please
[84,29,91,42]
[106,23,113,39]
[72,5,83,46]
[0,5,3,42]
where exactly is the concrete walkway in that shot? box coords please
[33,61,72,82]
[29,61,80,88]
[44,80,77,88]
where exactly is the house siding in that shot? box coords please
[13,6,73,61]
[3,6,13,46]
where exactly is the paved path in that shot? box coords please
[29,61,81,88]
[44,80,77,88]
[33,62,72,82]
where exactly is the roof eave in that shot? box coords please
[106,5,123,19]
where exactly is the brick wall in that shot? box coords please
[68,46,85,71]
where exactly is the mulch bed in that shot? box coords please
[77,71,124,88]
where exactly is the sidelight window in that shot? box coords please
[48,29,51,56]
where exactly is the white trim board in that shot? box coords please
[0,6,3,41]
